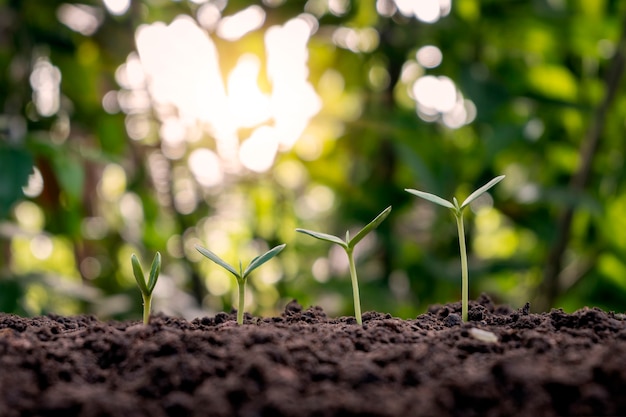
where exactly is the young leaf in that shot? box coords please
[348,206,392,249]
[147,252,161,293]
[460,175,506,209]
[295,229,348,248]
[404,189,455,209]
[131,254,148,294]
[244,243,286,278]
[195,245,240,278]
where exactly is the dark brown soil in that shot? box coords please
[1,294,625,417]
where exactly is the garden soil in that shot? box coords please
[1,294,626,417]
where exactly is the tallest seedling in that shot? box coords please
[405,175,505,321]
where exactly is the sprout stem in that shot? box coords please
[237,281,245,325]
[347,248,363,325]
[141,293,152,326]
[455,211,469,322]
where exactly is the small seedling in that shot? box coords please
[131,251,161,325]
[405,175,505,322]
[296,206,392,325]
[195,243,286,325]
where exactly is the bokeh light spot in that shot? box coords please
[103,0,130,16]
[416,45,442,68]
[217,5,266,41]
[239,127,279,173]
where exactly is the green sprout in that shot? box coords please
[195,243,286,325]
[131,251,161,325]
[296,206,392,325]
[405,175,505,322]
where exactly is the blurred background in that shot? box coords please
[1,0,626,320]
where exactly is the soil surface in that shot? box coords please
[1,295,626,417]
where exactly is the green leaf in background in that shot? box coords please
[51,152,84,206]
[0,146,33,218]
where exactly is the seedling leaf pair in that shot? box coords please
[405,175,505,321]
[296,206,392,325]
[131,252,161,325]
[196,243,286,324]
[406,175,505,212]
[296,206,392,250]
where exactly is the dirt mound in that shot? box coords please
[1,295,625,416]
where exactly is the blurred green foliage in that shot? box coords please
[2,0,626,320]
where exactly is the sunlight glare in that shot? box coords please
[416,45,442,68]
[98,163,127,202]
[376,0,397,16]
[227,55,271,128]
[103,0,131,16]
[135,16,228,125]
[56,4,103,36]
[29,57,61,117]
[119,192,144,224]
[197,3,221,31]
[22,167,44,198]
[329,0,350,16]
[129,14,321,182]
[216,5,266,41]
[393,0,451,23]
[266,17,322,147]
[30,235,53,260]
[239,126,279,173]
[115,53,145,90]
[412,75,456,112]
[14,201,45,232]
[188,148,224,187]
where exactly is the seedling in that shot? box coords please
[195,243,286,325]
[405,176,505,321]
[131,251,161,325]
[296,206,392,325]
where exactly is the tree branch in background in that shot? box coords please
[538,18,626,311]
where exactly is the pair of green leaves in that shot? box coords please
[131,252,161,325]
[131,252,161,297]
[405,175,505,216]
[295,206,392,251]
[195,244,286,283]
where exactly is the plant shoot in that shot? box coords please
[196,243,286,325]
[296,206,392,325]
[405,176,505,321]
[131,251,161,325]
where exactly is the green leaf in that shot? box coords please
[405,189,455,209]
[348,206,392,249]
[131,254,148,295]
[296,229,348,248]
[147,252,161,293]
[243,243,286,278]
[0,146,33,218]
[461,175,506,209]
[51,152,84,206]
[195,245,240,278]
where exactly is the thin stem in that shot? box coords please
[455,211,468,322]
[347,248,363,325]
[142,293,152,325]
[237,280,245,325]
